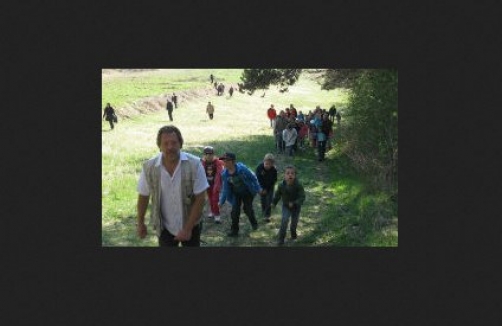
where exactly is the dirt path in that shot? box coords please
[115,86,219,119]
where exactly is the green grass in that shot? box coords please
[102,69,397,247]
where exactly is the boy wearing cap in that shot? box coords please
[201,146,224,223]
[218,152,262,237]
[255,153,278,223]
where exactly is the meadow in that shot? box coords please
[101,69,397,247]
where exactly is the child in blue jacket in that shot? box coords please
[218,152,262,237]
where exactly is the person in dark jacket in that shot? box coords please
[102,103,116,130]
[255,153,278,223]
[166,100,174,121]
[272,165,306,245]
[171,93,178,108]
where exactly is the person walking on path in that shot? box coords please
[102,103,117,130]
[206,101,215,120]
[255,153,278,223]
[328,104,337,122]
[272,165,306,245]
[274,110,288,153]
[218,152,262,237]
[166,99,174,121]
[229,86,234,97]
[201,146,224,224]
[171,93,178,108]
[136,125,209,247]
[267,104,277,128]
[210,74,214,84]
[282,123,298,157]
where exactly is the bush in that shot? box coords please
[342,69,398,194]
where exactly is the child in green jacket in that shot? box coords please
[272,165,306,245]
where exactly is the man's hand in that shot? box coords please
[174,228,192,242]
[137,222,147,239]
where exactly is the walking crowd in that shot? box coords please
[269,103,341,161]
[105,73,343,247]
[135,125,306,247]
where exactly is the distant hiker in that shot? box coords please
[102,102,117,130]
[285,108,291,119]
[255,153,278,223]
[328,104,337,122]
[210,74,214,83]
[297,110,305,122]
[171,93,178,108]
[282,123,298,157]
[272,165,306,245]
[214,81,218,90]
[267,104,277,128]
[322,113,334,150]
[206,101,215,120]
[274,110,288,153]
[297,120,308,150]
[218,152,261,237]
[316,114,332,162]
[336,111,341,125]
[136,125,209,247]
[166,99,174,121]
[289,104,297,118]
[217,83,224,96]
[201,146,224,224]
[229,86,234,97]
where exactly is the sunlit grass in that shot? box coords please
[102,69,397,247]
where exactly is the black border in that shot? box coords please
[6,1,492,324]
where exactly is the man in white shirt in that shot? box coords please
[136,125,209,247]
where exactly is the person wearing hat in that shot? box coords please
[201,146,224,223]
[255,153,278,223]
[218,152,262,237]
[136,125,209,247]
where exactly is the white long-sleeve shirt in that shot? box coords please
[282,128,298,146]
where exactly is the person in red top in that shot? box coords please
[267,104,277,128]
[201,146,225,223]
[297,120,309,150]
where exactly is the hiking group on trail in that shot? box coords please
[135,125,306,247]
[103,81,340,247]
[270,103,339,162]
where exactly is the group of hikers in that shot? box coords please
[210,73,235,97]
[103,73,247,130]
[103,83,347,247]
[136,125,305,247]
[267,103,341,161]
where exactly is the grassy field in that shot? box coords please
[101,69,398,247]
